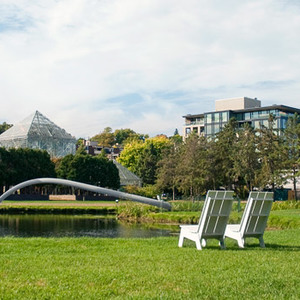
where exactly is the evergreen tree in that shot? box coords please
[213,118,238,190]
[57,152,120,189]
[256,114,285,192]
[156,137,182,200]
[176,134,209,200]
[232,123,260,197]
[282,113,300,200]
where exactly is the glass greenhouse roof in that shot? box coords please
[113,160,142,186]
[0,111,76,157]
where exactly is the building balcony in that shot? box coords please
[184,121,204,126]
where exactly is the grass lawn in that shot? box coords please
[0,229,299,299]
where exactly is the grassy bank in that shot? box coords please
[0,201,117,215]
[145,209,300,229]
[0,229,299,299]
[117,200,300,229]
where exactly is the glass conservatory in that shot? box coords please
[0,111,76,157]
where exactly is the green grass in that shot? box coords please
[146,209,300,229]
[268,209,300,229]
[0,200,117,215]
[0,229,299,299]
[2,200,116,205]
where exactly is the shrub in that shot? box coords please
[123,185,161,199]
[271,200,300,211]
[117,202,159,220]
[171,200,204,212]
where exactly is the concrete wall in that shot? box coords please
[215,97,261,111]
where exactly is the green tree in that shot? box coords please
[213,118,238,190]
[156,139,182,200]
[56,152,120,189]
[282,113,300,200]
[0,122,12,134]
[91,127,115,147]
[114,128,137,145]
[135,142,158,185]
[176,134,209,200]
[76,138,85,147]
[232,124,260,197]
[117,139,144,173]
[118,136,172,184]
[256,115,285,192]
[56,154,75,179]
[156,147,178,200]
[0,147,11,189]
[0,148,55,191]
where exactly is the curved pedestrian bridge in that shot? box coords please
[0,178,171,210]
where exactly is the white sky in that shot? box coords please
[0,0,300,138]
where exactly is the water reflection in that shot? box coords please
[0,215,179,238]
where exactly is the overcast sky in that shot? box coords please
[0,0,300,138]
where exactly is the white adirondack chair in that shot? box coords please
[178,190,234,250]
[224,191,273,248]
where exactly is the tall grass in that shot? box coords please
[272,200,300,210]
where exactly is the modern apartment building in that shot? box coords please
[183,97,300,139]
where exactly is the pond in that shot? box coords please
[0,214,179,238]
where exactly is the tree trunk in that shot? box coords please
[293,169,298,201]
[190,186,194,202]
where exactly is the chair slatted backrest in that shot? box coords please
[198,190,234,238]
[240,191,273,237]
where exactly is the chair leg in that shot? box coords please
[201,239,206,247]
[259,236,265,248]
[195,239,202,250]
[219,239,226,249]
[237,237,245,248]
[178,234,184,247]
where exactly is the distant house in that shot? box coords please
[0,111,76,157]
[183,97,300,139]
[82,140,123,159]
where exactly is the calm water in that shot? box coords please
[0,214,179,238]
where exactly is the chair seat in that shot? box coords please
[225,224,240,232]
[180,225,198,230]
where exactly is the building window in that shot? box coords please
[259,110,268,118]
[193,127,198,133]
[214,113,220,123]
[214,124,220,134]
[252,111,259,119]
[235,113,243,121]
[185,127,191,135]
[245,112,251,120]
[262,119,269,128]
[206,113,212,123]
[222,112,228,122]
[206,125,212,135]
[279,118,287,130]
[253,120,260,129]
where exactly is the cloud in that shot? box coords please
[0,0,300,138]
